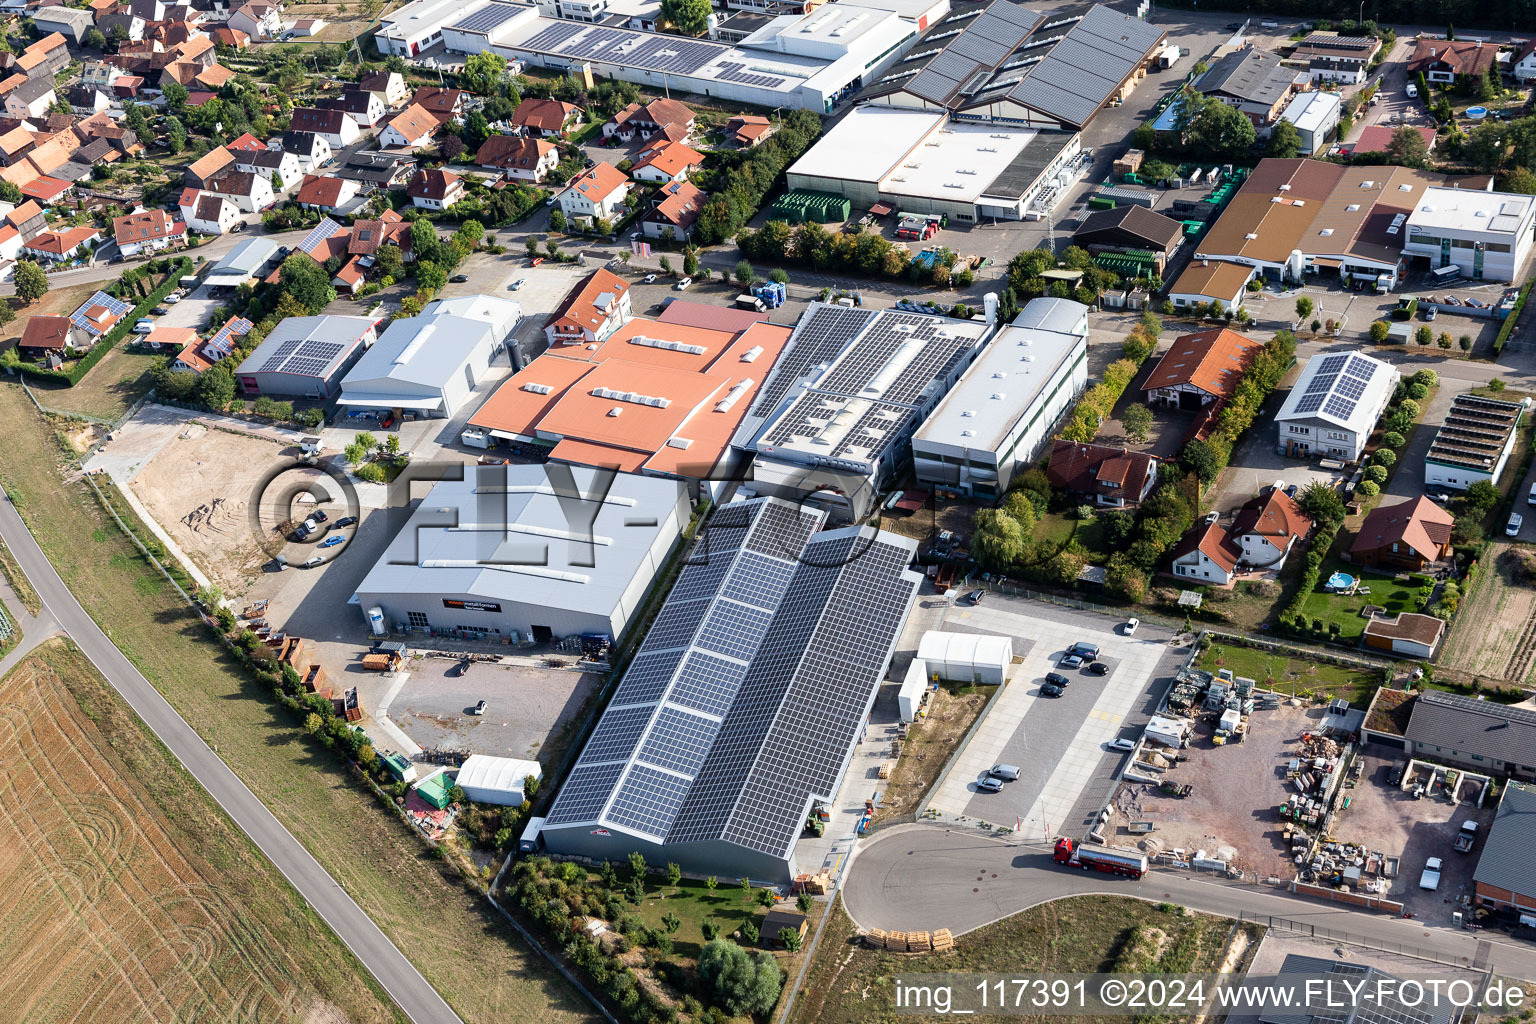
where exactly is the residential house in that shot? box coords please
[6,200,46,241]
[203,168,274,213]
[475,135,558,182]
[74,111,141,158]
[129,0,166,20]
[511,98,583,138]
[18,316,90,359]
[544,267,632,346]
[1475,782,1536,913]
[337,150,415,188]
[1193,47,1307,126]
[1405,692,1536,781]
[1230,487,1312,569]
[1169,521,1241,584]
[726,114,774,148]
[1362,613,1446,659]
[70,289,132,339]
[179,189,240,234]
[234,147,302,190]
[6,78,56,120]
[210,26,250,49]
[1514,39,1536,83]
[228,0,281,39]
[22,225,102,262]
[604,98,694,141]
[559,162,630,223]
[410,86,465,124]
[358,69,408,108]
[113,208,186,257]
[1408,38,1498,84]
[1291,32,1381,85]
[321,89,386,129]
[1274,351,1399,461]
[33,6,93,43]
[65,86,111,116]
[1142,327,1263,409]
[24,34,70,75]
[1349,496,1455,571]
[229,135,269,155]
[184,144,234,187]
[288,107,361,149]
[295,174,360,213]
[99,12,148,42]
[275,130,332,171]
[0,222,20,261]
[0,125,31,166]
[1045,440,1161,508]
[1167,259,1255,311]
[630,140,703,184]
[641,179,704,242]
[406,168,462,210]
[377,102,438,149]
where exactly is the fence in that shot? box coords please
[1290,880,1405,915]
[988,582,1183,629]
[1201,629,1396,675]
[1239,912,1469,968]
[20,381,157,433]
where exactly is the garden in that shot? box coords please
[1195,640,1384,707]
[1295,560,1437,640]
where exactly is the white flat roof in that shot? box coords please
[914,298,1087,452]
[789,106,943,182]
[457,754,542,792]
[1280,89,1339,133]
[1408,186,1535,235]
[380,0,480,37]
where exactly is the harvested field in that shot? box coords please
[870,683,995,824]
[1439,540,1536,684]
[129,424,289,592]
[0,640,403,1024]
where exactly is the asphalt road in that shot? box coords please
[0,492,464,1024]
[843,825,1536,980]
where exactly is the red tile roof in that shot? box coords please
[295,173,348,207]
[1231,489,1312,543]
[1408,38,1498,78]
[406,168,458,202]
[511,97,579,133]
[1142,327,1263,400]
[1170,522,1241,574]
[113,208,184,246]
[548,267,630,335]
[19,315,74,350]
[383,102,437,144]
[1045,440,1159,499]
[567,161,628,203]
[1351,496,1455,563]
[475,134,554,171]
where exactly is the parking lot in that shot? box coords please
[923,596,1183,839]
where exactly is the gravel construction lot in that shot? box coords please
[373,659,599,763]
[1113,701,1322,877]
[1333,746,1496,922]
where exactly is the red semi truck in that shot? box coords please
[1053,837,1149,879]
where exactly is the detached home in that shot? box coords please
[641,180,704,241]
[1170,522,1241,584]
[113,208,186,257]
[289,107,361,149]
[476,135,557,182]
[275,130,332,171]
[1350,496,1454,571]
[1408,37,1498,84]
[1230,487,1312,569]
[203,168,274,213]
[377,102,438,150]
[18,315,90,359]
[630,140,703,184]
[1045,440,1160,508]
[228,0,281,39]
[6,78,56,120]
[180,189,240,234]
[295,174,360,213]
[321,89,387,129]
[22,226,101,262]
[406,168,463,210]
[1274,351,1398,461]
[234,147,302,190]
[559,162,630,223]
[358,69,408,108]
[511,97,582,138]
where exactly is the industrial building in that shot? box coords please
[1273,352,1398,461]
[858,2,1167,132]
[1475,781,1536,914]
[1403,187,1536,283]
[384,0,919,112]
[233,315,377,398]
[207,236,283,289]
[540,497,921,882]
[1424,393,1524,491]
[1276,89,1340,156]
[1404,691,1536,783]
[338,303,516,419]
[732,303,994,521]
[353,464,690,643]
[911,297,1087,497]
[784,106,1083,223]
[466,307,793,491]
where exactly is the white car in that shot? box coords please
[509,278,526,291]
[131,321,154,334]
[1106,737,1137,753]
[1508,512,1524,537]
[303,555,324,568]
[643,274,657,284]
[164,293,181,304]
[1527,481,1536,506]
[675,277,693,290]
[1123,617,1140,636]
[1418,856,1442,891]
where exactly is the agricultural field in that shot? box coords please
[1439,541,1536,685]
[0,640,403,1024]
[0,385,597,1024]
[791,895,1248,1024]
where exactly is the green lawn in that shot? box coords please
[1035,511,1108,562]
[1196,643,1383,707]
[629,877,778,958]
[1296,559,1431,639]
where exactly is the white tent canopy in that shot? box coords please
[456,755,543,806]
[915,630,1012,685]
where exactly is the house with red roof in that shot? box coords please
[377,102,438,150]
[558,162,630,223]
[1230,487,1313,569]
[630,140,703,184]
[511,98,583,138]
[726,114,774,148]
[113,208,186,257]
[545,267,633,347]
[19,315,90,359]
[1142,327,1263,409]
[475,135,557,182]
[179,188,240,235]
[641,180,705,242]
[1408,38,1498,84]
[294,174,360,213]
[406,168,462,210]
[603,98,694,142]
[1170,521,1242,585]
[22,224,101,262]
[1045,439,1161,508]
[1350,496,1455,572]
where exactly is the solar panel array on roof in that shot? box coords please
[746,305,877,419]
[70,290,131,335]
[1284,352,1392,426]
[543,497,919,862]
[515,20,731,77]
[299,217,342,255]
[451,1,522,33]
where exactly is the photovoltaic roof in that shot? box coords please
[543,498,920,860]
[451,0,523,33]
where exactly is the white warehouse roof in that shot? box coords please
[339,312,494,406]
[1275,351,1398,431]
[457,754,542,804]
[1279,89,1340,135]
[916,630,1013,671]
[422,294,523,347]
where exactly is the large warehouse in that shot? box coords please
[338,305,513,419]
[540,497,921,882]
[732,303,993,521]
[233,315,377,398]
[911,297,1088,497]
[785,106,1082,223]
[353,464,690,643]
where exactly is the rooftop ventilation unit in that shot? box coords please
[630,334,707,355]
[740,345,763,362]
[521,382,553,394]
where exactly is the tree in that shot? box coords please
[547,208,566,233]
[971,508,1025,568]
[1299,480,1345,524]
[165,115,187,154]
[440,133,465,161]
[196,364,236,409]
[1295,295,1314,322]
[706,876,718,894]
[739,876,752,903]
[734,259,755,287]
[13,260,47,303]
[1415,324,1433,346]
[1122,402,1153,443]
[1386,123,1429,168]
[416,261,447,293]
[1179,439,1222,485]
[1503,167,1536,195]
[459,52,507,95]
[280,254,336,313]
[683,250,699,276]
[1465,121,1508,174]
[660,0,711,36]
[83,26,105,51]
[696,939,782,1016]
[373,243,404,280]
[779,928,802,952]
[1266,119,1301,158]
[796,893,814,913]
[163,80,189,112]
[1187,97,1257,160]
[1369,319,1391,343]
[0,180,20,204]
[462,110,491,150]
[661,912,682,934]
[665,862,682,888]
[630,850,648,882]
[1490,378,1507,393]
[411,218,441,265]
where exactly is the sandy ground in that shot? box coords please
[1111,702,1323,878]
[1439,541,1536,684]
[128,425,296,594]
[1332,746,1496,922]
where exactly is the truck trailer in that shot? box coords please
[1054,837,1148,878]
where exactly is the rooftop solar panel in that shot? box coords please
[667,652,749,717]
[637,705,720,775]
[1315,354,1348,375]
[545,761,624,824]
[607,764,692,838]
[451,1,522,33]
[579,703,658,765]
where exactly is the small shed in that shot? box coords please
[916,631,1013,685]
[383,752,418,783]
[412,768,454,809]
[456,754,543,806]
[761,908,808,947]
[897,660,929,722]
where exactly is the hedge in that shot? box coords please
[9,256,194,387]
[1494,279,1533,354]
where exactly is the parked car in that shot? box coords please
[1106,737,1136,753]
[303,555,324,568]
[132,320,154,334]
[989,764,1021,781]
[643,274,657,283]
[1508,512,1524,537]
[312,509,328,522]
[1069,642,1100,658]
[966,589,985,605]
[509,278,526,290]
[976,775,1005,792]
[164,294,181,304]
[1424,304,1438,321]
[152,306,169,315]
[1088,662,1110,676]
[1527,481,1536,506]
[1388,762,1405,786]
[1040,682,1064,697]
[675,277,693,290]
[450,274,469,283]
[1059,653,1084,669]
[335,515,358,528]
[472,698,487,715]
[1418,856,1442,890]
[1045,672,1070,687]
[319,535,344,548]
[545,194,557,206]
